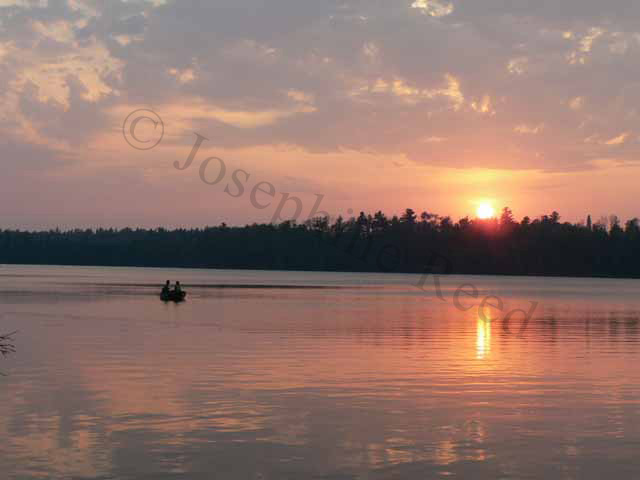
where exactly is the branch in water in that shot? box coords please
[0,331,16,357]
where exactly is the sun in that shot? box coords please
[476,203,495,219]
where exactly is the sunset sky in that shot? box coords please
[1,0,639,229]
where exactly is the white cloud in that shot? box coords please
[507,57,528,75]
[470,95,494,115]
[411,0,454,18]
[567,27,605,64]
[362,42,380,62]
[568,97,584,110]
[605,133,629,146]
[515,124,544,134]
[353,74,464,109]
[17,42,123,106]
[168,67,196,85]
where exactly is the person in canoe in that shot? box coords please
[160,281,186,302]
[171,281,186,301]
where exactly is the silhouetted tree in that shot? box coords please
[500,207,517,233]
[400,208,417,226]
[610,215,623,235]
[372,211,389,233]
[356,211,369,237]
[625,218,639,237]
[440,216,453,230]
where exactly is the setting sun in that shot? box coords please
[476,203,496,219]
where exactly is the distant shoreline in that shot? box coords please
[2,215,639,280]
[2,262,640,282]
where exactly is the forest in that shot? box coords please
[1,208,639,278]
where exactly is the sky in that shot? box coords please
[1,0,639,229]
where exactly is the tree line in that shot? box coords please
[1,208,639,278]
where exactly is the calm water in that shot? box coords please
[2,265,640,479]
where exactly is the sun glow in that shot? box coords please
[476,203,495,219]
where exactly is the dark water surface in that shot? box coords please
[1,265,640,479]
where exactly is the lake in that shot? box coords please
[1,265,640,479]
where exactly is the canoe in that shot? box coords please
[160,290,187,302]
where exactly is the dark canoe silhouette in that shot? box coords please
[160,290,187,302]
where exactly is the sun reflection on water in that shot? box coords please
[476,316,492,359]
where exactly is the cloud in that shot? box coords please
[515,124,544,135]
[2,0,640,226]
[350,74,464,109]
[411,0,454,18]
[604,132,630,146]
